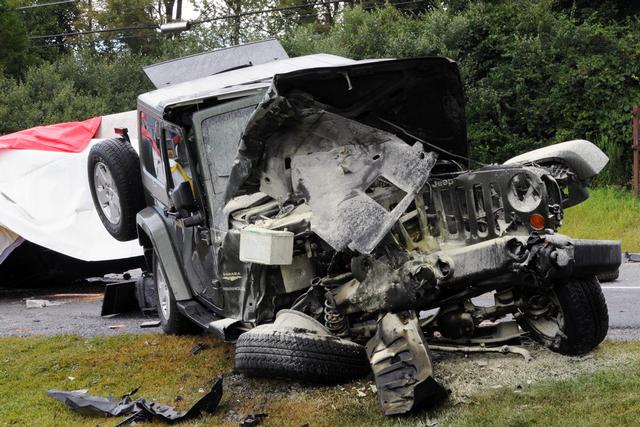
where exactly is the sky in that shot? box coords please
[180,1,201,21]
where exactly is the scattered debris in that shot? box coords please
[101,280,139,316]
[144,341,158,346]
[25,299,63,308]
[191,343,210,356]
[430,344,533,362]
[47,376,223,425]
[625,252,640,263]
[44,293,104,303]
[240,413,268,426]
[108,324,126,330]
[140,320,161,328]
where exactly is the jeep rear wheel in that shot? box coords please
[88,138,145,241]
[517,277,608,355]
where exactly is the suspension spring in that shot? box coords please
[324,292,348,336]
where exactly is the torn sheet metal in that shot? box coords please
[48,377,223,424]
[238,103,437,254]
[294,137,436,254]
[366,311,446,415]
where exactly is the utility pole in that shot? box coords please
[176,0,182,20]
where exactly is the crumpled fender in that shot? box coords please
[504,139,608,181]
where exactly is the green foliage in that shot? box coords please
[0,52,154,135]
[0,1,32,77]
[284,1,640,185]
[561,187,640,252]
[2,0,640,187]
[12,0,81,63]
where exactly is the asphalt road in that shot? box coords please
[602,262,640,340]
[0,264,638,338]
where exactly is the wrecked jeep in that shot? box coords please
[89,51,621,415]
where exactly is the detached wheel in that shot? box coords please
[154,255,199,335]
[88,138,145,241]
[235,320,369,384]
[517,277,608,355]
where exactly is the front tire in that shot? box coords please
[235,327,370,383]
[518,277,608,355]
[154,255,199,335]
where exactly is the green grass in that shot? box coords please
[561,187,640,252]
[1,335,640,426]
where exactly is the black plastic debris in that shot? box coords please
[101,274,158,316]
[140,320,161,328]
[625,252,640,263]
[101,280,139,316]
[191,343,210,356]
[48,376,223,425]
[240,413,268,426]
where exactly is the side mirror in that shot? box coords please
[171,181,196,212]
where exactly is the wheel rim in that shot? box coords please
[156,261,171,320]
[520,290,565,341]
[94,162,121,224]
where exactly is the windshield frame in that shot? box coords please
[192,93,264,225]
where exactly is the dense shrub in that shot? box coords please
[284,1,640,185]
[0,52,154,135]
[1,1,638,187]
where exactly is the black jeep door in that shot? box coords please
[186,94,263,317]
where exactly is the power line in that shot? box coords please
[28,0,347,39]
[29,25,159,39]
[17,0,79,10]
[191,0,345,25]
[28,0,427,40]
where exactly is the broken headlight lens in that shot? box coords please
[507,173,541,212]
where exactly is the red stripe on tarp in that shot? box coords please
[0,117,102,153]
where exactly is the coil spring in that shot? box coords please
[324,293,348,336]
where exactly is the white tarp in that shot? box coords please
[0,111,143,262]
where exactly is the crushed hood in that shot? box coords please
[224,57,467,254]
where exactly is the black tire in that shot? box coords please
[153,254,200,335]
[519,277,608,355]
[88,138,145,241]
[235,328,370,384]
[597,269,619,283]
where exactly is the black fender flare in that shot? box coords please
[136,206,192,301]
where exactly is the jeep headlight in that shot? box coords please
[507,173,541,212]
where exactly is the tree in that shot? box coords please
[81,0,162,55]
[0,1,32,77]
[554,0,640,22]
[191,0,273,47]
[12,0,81,62]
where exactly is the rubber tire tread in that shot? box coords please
[235,330,370,384]
[88,138,145,241]
[555,277,609,355]
[154,255,200,335]
[597,269,619,283]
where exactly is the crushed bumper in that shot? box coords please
[425,233,621,288]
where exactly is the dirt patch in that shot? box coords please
[431,339,636,404]
[221,338,637,421]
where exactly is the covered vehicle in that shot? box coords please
[0,114,144,286]
[88,48,620,415]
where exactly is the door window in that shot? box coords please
[201,106,255,193]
